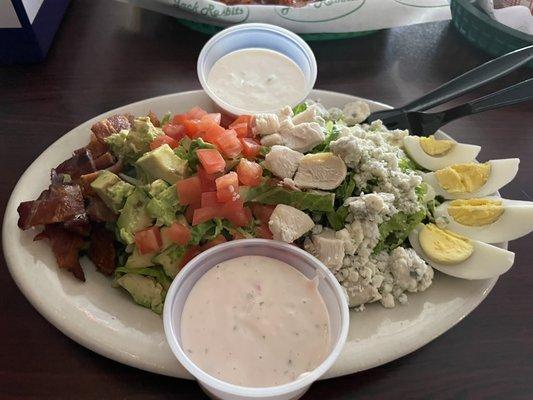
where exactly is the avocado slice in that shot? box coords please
[116,273,164,314]
[105,117,164,164]
[152,244,187,278]
[147,179,169,198]
[146,184,181,227]
[117,188,152,244]
[136,144,188,184]
[124,247,155,269]
[90,171,134,213]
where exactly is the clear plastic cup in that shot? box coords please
[197,23,317,116]
[163,239,349,400]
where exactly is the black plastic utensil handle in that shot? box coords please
[403,45,533,112]
[439,78,533,126]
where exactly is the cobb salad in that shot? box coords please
[16,100,533,314]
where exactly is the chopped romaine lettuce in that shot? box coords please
[189,218,224,245]
[335,172,356,204]
[326,206,349,231]
[311,121,338,153]
[240,183,334,212]
[292,102,307,115]
[374,208,426,253]
[160,112,171,126]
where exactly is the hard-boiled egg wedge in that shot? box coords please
[409,223,514,280]
[434,197,533,243]
[423,158,519,199]
[403,135,481,171]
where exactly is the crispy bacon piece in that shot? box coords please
[17,183,86,230]
[76,133,108,159]
[148,111,161,127]
[86,196,117,222]
[63,213,91,236]
[88,224,117,276]
[91,114,131,142]
[55,148,97,179]
[93,152,115,170]
[35,224,86,281]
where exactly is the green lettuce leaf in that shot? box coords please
[326,206,349,231]
[240,183,334,212]
[292,103,307,115]
[311,121,338,153]
[374,208,426,253]
[335,172,356,204]
[189,218,224,245]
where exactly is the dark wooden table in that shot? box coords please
[1,1,532,399]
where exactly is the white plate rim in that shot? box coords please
[2,89,498,379]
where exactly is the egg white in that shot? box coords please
[423,158,520,199]
[408,224,515,280]
[403,136,481,171]
[434,198,533,243]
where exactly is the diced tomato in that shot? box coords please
[221,198,244,216]
[186,106,208,120]
[201,191,220,207]
[240,138,261,159]
[203,123,226,145]
[201,234,227,251]
[150,135,178,150]
[162,124,186,141]
[192,206,222,225]
[164,222,191,246]
[230,115,254,128]
[230,115,253,137]
[135,226,162,255]
[250,203,276,224]
[197,113,220,134]
[207,113,221,125]
[185,202,200,224]
[171,114,188,125]
[226,207,253,227]
[179,246,201,269]
[255,223,273,239]
[230,122,249,138]
[197,148,226,174]
[197,165,220,192]
[236,158,263,186]
[216,130,242,158]
[216,172,239,202]
[182,119,200,138]
[177,176,202,206]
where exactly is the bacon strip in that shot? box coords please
[17,183,86,230]
[76,133,108,159]
[91,114,131,142]
[35,224,86,281]
[88,224,117,276]
[86,196,117,222]
[55,148,97,179]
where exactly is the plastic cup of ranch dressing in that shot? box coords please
[163,239,349,400]
[197,23,317,116]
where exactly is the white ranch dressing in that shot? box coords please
[180,255,331,387]
[206,48,307,113]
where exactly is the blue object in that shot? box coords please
[0,0,70,64]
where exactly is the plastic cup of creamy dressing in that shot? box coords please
[163,239,349,400]
[197,23,317,116]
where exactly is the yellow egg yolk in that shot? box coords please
[448,199,504,226]
[419,223,474,265]
[419,135,455,156]
[434,162,491,194]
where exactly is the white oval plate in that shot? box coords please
[2,90,497,379]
